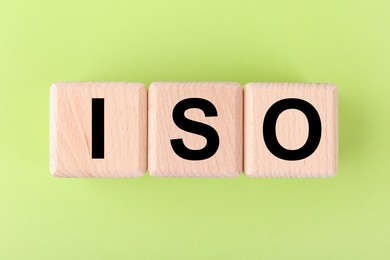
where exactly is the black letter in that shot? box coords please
[263,98,321,161]
[92,98,104,159]
[170,98,219,161]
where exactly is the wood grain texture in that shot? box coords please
[148,82,243,177]
[50,82,147,177]
[244,82,338,178]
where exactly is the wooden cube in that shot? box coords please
[50,82,147,177]
[148,82,243,177]
[244,83,338,177]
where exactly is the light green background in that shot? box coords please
[1,0,389,259]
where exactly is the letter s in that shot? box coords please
[170,98,220,161]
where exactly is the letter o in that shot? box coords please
[263,98,322,161]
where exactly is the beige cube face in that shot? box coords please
[148,82,243,177]
[50,82,147,177]
[244,83,338,178]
